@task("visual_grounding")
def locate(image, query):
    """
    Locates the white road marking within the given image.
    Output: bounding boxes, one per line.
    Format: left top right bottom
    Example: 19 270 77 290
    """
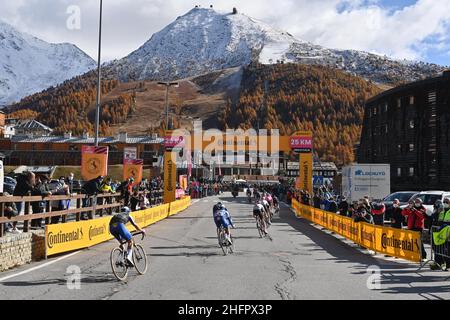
0 250 82 283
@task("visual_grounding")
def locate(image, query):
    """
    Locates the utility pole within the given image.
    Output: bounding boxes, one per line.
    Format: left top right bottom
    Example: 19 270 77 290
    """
94 0 103 147
157 82 179 130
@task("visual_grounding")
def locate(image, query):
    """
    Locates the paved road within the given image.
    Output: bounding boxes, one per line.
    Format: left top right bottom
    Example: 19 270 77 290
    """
1 193 450 300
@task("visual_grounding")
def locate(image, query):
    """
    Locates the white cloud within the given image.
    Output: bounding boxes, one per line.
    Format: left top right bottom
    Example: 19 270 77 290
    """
0 0 449 64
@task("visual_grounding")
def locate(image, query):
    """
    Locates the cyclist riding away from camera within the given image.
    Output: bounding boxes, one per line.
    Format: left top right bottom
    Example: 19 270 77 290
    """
109 207 146 267
262 197 272 225
253 200 268 234
272 195 279 212
213 202 235 244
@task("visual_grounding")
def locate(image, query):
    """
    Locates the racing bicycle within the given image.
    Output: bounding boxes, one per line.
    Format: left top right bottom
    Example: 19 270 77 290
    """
110 231 148 281
217 226 235 256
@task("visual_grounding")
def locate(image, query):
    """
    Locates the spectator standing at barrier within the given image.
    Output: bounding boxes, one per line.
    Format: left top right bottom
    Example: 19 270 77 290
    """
348 201 358 218
31 176 52 228
50 183 70 224
402 198 427 261
371 202 386 226
66 172 76 195
328 197 338 213
353 202 374 224
338 197 349 216
390 199 405 229
430 199 449 270
81 176 104 220
117 177 134 206
3 193 19 233
313 193 321 209
13 171 36 217
130 190 140 212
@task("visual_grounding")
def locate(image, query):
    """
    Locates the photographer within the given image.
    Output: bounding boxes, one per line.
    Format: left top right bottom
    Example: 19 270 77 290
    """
390 199 405 229
402 198 427 261
353 201 374 224
371 201 386 226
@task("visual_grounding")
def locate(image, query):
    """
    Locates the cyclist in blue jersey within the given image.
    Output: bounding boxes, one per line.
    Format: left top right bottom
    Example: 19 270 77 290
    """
213 202 235 244
109 207 146 267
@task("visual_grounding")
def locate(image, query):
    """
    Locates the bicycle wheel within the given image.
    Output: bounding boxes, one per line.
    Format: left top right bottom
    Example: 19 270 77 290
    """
257 218 264 238
133 244 148 275
228 235 235 254
110 247 128 281
218 229 228 256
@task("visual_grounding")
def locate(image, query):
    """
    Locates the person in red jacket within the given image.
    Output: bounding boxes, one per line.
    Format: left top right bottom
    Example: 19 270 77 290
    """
371 202 386 226
402 198 427 260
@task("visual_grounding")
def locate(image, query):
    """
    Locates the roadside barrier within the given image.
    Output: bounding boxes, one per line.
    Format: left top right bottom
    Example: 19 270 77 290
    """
421 225 450 271
45 197 191 257
292 199 422 263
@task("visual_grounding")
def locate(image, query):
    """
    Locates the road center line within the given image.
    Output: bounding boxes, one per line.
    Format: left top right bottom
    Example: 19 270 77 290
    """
0 250 82 283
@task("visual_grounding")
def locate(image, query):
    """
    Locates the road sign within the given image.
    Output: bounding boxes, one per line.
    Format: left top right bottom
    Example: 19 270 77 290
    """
313 176 324 186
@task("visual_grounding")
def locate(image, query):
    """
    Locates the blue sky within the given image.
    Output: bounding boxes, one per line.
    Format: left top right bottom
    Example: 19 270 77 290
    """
1 0 449 66
379 0 449 65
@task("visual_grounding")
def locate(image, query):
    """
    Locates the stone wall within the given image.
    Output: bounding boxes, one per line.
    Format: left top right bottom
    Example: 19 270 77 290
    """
0 230 46 272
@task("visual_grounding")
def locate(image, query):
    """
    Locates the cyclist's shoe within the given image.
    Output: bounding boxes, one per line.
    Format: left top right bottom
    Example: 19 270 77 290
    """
126 257 135 267
267 220 272 225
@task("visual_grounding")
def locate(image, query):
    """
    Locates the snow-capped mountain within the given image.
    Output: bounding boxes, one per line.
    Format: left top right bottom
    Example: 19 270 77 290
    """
0 20 96 106
113 7 445 84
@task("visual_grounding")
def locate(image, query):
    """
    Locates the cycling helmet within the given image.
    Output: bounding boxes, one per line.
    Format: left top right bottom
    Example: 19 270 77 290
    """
121 206 131 215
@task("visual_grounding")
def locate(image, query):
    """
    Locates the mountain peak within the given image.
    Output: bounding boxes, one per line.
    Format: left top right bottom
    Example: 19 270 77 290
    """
111 8 445 84
0 21 96 106
114 7 299 81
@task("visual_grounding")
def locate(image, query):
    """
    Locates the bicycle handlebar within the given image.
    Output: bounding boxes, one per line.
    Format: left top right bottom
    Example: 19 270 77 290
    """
131 231 146 241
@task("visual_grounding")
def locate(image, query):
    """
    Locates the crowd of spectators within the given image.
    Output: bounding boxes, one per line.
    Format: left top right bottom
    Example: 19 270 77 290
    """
2 172 166 234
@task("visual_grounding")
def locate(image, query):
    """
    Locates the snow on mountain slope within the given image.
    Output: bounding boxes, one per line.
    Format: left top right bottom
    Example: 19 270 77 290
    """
113 7 445 85
113 7 299 81
0 20 96 106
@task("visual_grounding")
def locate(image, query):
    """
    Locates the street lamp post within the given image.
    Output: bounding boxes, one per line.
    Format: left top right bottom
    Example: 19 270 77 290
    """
157 82 179 130
94 0 103 147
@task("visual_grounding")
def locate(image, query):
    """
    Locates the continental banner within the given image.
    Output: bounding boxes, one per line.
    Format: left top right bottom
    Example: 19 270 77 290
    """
81 146 109 181
169 197 191 216
46 198 190 257
299 152 313 196
46 216 113 256
164 151 177 204
291 202 422 263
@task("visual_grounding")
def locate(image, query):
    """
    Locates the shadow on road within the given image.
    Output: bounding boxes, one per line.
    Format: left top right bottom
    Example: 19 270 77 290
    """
1 274 116 287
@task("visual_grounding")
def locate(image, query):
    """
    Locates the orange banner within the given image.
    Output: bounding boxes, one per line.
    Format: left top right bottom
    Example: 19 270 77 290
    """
123 159 143 184
81 146 108 181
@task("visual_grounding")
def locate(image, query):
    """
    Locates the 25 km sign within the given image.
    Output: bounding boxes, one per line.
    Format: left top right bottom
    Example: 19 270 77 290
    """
290 135 313 153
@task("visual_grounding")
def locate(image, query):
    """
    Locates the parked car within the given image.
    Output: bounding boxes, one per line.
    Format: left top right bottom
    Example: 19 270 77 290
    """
3 176 17 195
48 180 64 192
403 191 450 217
69 180 83 193
4 176 17 185
383 191 419 219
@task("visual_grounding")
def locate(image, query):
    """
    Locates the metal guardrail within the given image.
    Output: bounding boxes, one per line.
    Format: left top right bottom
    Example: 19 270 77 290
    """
0 190 164 237
419 225 450 271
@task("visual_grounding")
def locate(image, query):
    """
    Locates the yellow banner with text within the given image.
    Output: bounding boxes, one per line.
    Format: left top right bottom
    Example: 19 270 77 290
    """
291 201 422 262
46 197 191 256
